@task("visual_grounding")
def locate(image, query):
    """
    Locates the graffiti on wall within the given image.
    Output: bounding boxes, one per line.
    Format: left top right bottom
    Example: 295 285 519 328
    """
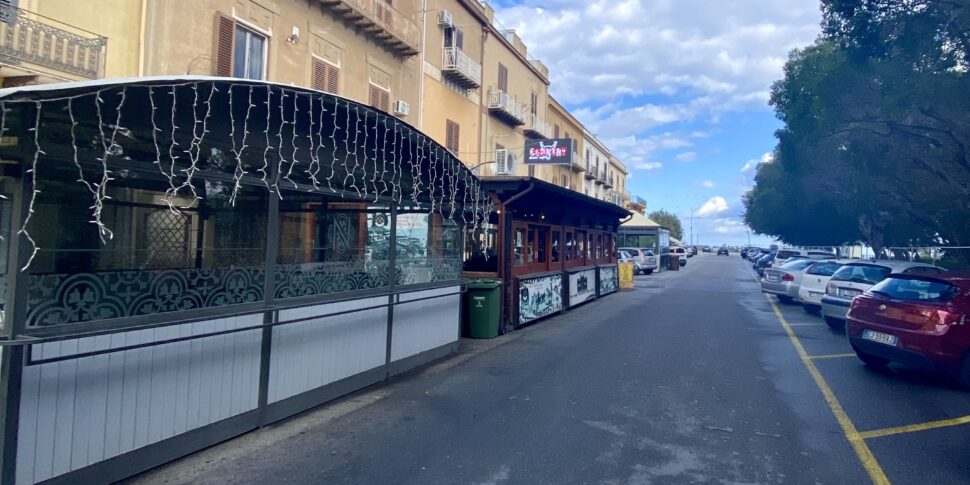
598 265 618 296
518 273 563 325
568 268 597 307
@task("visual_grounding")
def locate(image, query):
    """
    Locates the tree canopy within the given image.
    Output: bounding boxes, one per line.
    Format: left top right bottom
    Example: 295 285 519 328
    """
649 209 683 240
744 0 970 253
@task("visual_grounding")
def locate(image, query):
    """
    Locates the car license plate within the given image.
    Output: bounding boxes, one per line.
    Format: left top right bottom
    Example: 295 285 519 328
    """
766 275 779 282
838 288 862 298
862 329 898 347
808 291 823 298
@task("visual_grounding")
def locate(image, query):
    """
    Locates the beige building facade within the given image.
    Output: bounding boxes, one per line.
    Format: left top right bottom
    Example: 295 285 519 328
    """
0 0 633 208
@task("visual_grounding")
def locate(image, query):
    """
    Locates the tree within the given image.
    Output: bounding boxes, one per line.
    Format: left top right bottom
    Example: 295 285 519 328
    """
744 1 970 253
649 209 683 240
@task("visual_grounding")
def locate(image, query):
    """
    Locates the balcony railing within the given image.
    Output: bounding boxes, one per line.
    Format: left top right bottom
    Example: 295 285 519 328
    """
585 163 597 179
0 5 106 79
522 112 551 139
320 0 420 56
602 171 613 188
487 88 526 126
441 46 481 88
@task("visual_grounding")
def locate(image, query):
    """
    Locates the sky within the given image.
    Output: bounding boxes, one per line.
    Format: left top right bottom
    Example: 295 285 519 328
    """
490 0 823 247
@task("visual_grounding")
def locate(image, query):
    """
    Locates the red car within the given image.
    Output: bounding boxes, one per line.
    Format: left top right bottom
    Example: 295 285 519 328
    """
846 273 970 386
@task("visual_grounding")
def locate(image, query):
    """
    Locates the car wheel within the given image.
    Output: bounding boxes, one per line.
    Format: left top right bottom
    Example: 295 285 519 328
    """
824 316 844 330
645 269 653 275
852 346 890 368
777 295 794 304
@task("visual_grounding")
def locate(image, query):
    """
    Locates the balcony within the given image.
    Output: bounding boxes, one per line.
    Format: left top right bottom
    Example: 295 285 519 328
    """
320 0 420 56
487 88 525 126
0 5 107 80
522 112 551 139
584 164 597 180
441 46 481 88
602 171 613 188
608 191 624 206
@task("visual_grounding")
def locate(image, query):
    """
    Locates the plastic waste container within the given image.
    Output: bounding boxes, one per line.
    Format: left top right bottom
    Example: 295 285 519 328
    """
465 280 502 339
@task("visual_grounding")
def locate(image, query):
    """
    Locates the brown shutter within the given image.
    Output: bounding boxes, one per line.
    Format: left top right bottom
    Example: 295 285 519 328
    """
380 89 390 112
370 85 390 112
312 59 340 94
214 15 236 77
369 84 379 107
498 63 508 92
554 124 560 138
447 120 460 153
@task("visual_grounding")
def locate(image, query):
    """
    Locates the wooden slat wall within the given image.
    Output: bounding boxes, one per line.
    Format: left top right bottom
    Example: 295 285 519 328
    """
16 315 263 484
268 297 388 404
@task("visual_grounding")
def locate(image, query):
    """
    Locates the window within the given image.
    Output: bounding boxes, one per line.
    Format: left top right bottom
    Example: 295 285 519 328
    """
215 15 267 80
312 57 339 94
831 264 892 285
536 227 547 264
807 261 843 276
369 83 391 112
530 91 538 116
564 231 574 261
445 119 460 154
575 230 587 263
552 230 561 263
444 27 464 49
514 227 527 265
554 124 560 138
498 63 508 92
561 175 567 187
869 277 958 302
528 165 535 177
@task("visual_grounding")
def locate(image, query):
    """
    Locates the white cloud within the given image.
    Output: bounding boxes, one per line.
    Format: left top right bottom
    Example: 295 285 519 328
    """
634 161 663 170
697 180 716 188
713 218 747 234
676 152 698 163
741 152 775 173
494 0 821 110
696 196 730 217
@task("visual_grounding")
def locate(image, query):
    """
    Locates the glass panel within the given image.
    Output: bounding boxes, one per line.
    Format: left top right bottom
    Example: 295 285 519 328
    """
514 228 526 265
26 171 268 328
0 177 12 330
396 212 461 284
869 277 958 302
551 230 560 263
564 231 573 262
526 228 535 264
536 228 547 264
576 230 587 263
275 197 392 298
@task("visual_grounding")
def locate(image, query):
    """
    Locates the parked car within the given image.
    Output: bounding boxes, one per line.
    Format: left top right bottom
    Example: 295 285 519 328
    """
670 246 688 266
773 248 836 267
687 246 697 257
846 273 970 386
703 246 713 253
760 258 818 303
617 250 641 274
753 251 777 276
820 261 946 329
746 248 765 261
619 247 659 274
717 246 729 256
798 259 855 314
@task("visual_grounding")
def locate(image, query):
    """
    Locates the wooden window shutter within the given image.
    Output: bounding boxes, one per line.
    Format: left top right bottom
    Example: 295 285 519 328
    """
312 59 340 94
455 29 464 50
554 124 560 138
214 14 236 77
498 63 508 92
370 84 390 112
446 120 459 153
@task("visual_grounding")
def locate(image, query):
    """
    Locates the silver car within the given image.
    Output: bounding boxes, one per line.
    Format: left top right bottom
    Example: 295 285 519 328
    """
760 258 819 303
619 247 659 274
819 261 946 329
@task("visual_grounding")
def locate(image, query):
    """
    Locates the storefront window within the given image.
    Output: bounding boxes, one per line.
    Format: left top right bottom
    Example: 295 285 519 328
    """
565 231 574 261
536 227 547 264
396 211 461 284
26 167 268 327
551 230 561 263
576 230 587 263
596 234 603 260
527 228 536 264
514 228 527 265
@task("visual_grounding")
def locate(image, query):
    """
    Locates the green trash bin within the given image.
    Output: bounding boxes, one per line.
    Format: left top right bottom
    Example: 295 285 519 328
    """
465 280 502 339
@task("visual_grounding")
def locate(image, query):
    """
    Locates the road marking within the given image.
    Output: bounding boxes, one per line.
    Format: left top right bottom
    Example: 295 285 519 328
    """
787 323 826 327
858 415 970 440
808 353 857 360
766 297 891 485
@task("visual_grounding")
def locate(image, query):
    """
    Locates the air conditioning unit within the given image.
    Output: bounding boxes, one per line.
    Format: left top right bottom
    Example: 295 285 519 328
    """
438 10 453 27
393 100 410 117
495 149 515 175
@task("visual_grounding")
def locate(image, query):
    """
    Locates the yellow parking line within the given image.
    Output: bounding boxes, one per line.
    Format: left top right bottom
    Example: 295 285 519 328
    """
859 415 970 440
766 297 891 485
787 323 826 327
808 353 857 360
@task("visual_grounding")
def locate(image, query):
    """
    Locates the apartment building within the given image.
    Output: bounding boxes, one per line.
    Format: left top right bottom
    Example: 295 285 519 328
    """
608 153 629 206
583 129 609 199
544 96 586 189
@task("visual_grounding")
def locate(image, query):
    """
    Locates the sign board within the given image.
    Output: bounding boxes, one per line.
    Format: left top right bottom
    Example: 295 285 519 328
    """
518 274 563 325
524 138 574 165
568 268 597 307
598 265 618 296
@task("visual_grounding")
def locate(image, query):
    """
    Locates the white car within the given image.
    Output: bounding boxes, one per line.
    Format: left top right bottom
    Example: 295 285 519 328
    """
819 260 946 329
797 259 856 314
773 248 836 268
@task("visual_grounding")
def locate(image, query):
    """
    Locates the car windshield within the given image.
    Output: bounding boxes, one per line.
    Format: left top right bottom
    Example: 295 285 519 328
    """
831 264 892 285
806 261 843 276
868 277 959 303
779 259 814 270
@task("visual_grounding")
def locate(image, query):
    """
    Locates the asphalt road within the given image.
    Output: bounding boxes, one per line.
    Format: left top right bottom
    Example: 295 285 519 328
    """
130 254 970 485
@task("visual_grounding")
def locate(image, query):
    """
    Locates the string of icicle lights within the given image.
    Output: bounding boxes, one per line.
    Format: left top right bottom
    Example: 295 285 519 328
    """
0 80 494 270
